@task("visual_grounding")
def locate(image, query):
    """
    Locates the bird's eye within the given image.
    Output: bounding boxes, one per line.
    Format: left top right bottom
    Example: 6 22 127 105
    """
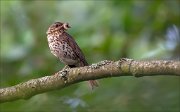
55 24 59 28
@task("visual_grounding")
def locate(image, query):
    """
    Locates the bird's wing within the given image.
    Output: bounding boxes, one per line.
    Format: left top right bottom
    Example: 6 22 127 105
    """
63 32 88 66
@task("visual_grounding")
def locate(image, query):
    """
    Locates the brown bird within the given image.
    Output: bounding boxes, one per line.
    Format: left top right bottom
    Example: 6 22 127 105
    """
46 22 98 89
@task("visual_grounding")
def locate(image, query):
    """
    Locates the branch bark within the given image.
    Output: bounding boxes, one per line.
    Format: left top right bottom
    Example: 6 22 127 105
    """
0 59 180 103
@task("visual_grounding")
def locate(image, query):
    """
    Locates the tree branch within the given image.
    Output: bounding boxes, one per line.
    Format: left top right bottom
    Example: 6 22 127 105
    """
0 59 180 103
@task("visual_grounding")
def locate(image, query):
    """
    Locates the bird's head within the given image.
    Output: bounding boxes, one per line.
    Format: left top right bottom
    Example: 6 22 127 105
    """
46 22 71 34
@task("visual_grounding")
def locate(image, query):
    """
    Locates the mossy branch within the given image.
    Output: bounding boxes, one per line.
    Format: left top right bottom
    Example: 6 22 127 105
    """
0 58 180 103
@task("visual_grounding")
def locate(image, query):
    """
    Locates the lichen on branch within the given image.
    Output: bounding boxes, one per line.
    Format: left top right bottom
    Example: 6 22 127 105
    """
0 58 180 103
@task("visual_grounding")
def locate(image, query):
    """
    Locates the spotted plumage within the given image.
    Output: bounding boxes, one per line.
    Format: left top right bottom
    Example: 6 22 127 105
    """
46 22 98 89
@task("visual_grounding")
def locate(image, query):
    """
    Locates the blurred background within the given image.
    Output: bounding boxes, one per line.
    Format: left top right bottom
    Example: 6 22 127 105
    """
0 0 180 112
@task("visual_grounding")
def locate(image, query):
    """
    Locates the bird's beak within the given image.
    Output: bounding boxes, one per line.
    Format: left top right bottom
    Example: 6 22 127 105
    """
63 23 71 30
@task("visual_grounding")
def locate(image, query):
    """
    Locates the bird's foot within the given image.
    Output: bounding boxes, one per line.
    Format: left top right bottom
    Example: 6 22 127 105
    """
59 69 69 81
62 65 70 70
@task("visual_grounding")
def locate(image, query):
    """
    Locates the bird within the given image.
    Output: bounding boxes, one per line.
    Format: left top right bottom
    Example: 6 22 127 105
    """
46 22 98 89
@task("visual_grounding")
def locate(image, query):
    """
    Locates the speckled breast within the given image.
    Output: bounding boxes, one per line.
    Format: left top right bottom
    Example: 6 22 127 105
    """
47 34 78 65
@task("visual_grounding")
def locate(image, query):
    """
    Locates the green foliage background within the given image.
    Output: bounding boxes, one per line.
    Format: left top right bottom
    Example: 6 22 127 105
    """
0 0 180 112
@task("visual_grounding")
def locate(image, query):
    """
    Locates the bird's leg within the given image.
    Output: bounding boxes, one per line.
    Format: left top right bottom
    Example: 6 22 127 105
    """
62 65 70 70
59 65 75 79
59 65 70 81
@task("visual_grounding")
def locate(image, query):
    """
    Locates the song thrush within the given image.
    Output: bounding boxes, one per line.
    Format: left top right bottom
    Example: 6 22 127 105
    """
46 22 98 89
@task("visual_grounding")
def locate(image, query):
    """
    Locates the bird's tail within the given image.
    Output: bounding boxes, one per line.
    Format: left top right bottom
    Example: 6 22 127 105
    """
88 80 99 90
